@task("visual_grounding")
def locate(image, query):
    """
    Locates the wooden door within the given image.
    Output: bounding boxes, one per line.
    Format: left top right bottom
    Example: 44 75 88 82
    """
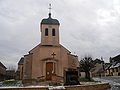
46 62 53 80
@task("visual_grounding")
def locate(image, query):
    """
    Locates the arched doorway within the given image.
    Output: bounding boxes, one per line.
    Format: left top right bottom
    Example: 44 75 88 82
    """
46 62 54 80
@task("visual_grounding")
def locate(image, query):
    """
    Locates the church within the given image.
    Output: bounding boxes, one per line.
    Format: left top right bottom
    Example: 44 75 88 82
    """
17 9 79 85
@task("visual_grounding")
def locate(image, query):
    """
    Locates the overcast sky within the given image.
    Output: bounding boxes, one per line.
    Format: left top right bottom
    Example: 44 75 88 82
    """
0 0 120 69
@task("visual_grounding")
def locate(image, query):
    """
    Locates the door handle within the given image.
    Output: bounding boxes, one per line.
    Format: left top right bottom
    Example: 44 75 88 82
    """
47 72 50 75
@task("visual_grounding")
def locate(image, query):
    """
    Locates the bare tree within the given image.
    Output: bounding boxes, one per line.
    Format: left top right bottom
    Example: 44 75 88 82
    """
79 56 94 80
8 65 16 71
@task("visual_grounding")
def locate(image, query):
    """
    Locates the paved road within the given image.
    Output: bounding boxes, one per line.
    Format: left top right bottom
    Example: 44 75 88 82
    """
94 76 120 90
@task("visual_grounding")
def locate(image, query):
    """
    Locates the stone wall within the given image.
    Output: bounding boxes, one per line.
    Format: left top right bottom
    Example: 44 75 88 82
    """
0 83 110 90
65 83 110 90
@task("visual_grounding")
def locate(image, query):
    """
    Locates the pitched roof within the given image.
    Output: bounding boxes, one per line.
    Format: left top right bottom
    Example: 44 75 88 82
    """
109 62 117 69
18 57 24 65
105 64 111 70
114 63 120 68
111 54 120 62
0 61 7 69
93 59 104 64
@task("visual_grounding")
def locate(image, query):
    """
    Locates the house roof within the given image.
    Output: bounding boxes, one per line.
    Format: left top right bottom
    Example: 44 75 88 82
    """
109 62 117 69
93 59 104 65
0 61 7 69
105 65 111 70
111 54 120 62
114 63 120 68
109 65 114 69
18 57 24 65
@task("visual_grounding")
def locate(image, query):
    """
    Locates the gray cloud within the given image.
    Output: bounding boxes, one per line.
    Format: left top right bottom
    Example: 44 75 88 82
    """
0 0 120 68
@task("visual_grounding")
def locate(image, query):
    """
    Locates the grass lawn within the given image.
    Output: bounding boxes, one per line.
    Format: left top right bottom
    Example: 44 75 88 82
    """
79 78 95 82
1 80 23 87
2 80 18 86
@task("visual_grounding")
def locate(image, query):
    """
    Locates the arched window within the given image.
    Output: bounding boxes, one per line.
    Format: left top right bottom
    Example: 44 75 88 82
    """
52 29 55 36
45 28 48 36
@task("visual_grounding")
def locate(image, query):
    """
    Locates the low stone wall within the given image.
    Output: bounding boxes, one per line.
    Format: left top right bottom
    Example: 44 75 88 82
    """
0 87 48 90
0 83 110 90
65 83 110 90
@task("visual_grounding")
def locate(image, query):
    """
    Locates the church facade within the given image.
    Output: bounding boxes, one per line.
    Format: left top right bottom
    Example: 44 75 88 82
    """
17 12 79 85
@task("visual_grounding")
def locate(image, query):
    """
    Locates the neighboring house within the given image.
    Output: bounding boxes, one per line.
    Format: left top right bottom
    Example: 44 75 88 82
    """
6 70 15 80
90 58 104 77
79 68 92 78
110 54 120 63
79 68 86 78
105 62 120 76
105 63 111 76
91 63 104 77
90 59 110 77
105 54 120 76
79 58 104 78
112 63 120 76
16 57 24 80
0 61 7 81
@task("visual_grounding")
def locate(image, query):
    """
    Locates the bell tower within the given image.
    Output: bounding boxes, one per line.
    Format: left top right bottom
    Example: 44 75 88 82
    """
40 4 60 46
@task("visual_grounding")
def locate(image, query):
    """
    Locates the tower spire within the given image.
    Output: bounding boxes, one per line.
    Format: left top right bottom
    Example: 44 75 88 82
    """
49 4 52 14
48 4 52 18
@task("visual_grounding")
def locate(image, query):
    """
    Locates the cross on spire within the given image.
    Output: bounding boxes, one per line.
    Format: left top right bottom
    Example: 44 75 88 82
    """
51 52 56 59
49 4 52 14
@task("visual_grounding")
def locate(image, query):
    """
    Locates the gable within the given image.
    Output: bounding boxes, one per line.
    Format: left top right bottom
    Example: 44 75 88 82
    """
60 44 71 53
18 57 24 65
0 61 6 69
